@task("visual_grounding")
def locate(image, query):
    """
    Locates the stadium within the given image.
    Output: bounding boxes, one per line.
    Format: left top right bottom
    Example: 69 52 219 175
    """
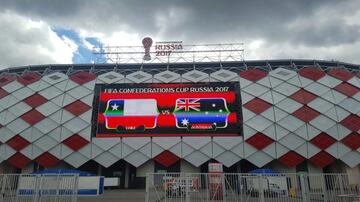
0 42 359 190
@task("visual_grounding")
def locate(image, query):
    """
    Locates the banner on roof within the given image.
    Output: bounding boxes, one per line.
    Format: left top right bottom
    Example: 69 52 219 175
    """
93 82 242 137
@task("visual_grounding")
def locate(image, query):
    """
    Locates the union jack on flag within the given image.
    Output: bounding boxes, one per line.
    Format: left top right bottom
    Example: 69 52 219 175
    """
174 98 230 130
176 98 201 111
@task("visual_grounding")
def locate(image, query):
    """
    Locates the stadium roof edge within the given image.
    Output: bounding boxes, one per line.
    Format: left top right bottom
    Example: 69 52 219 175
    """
0 59 358 75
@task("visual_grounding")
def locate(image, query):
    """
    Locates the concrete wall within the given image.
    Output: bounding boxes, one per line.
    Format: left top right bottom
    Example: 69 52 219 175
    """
308 162 323 173
345 165 360 185
136 160 154 177
181 160 201 173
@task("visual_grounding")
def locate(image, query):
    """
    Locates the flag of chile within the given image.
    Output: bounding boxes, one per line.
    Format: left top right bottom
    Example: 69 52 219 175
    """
104 99 158 131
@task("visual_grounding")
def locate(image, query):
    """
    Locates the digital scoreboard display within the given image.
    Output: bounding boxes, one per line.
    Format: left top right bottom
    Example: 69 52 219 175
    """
93 83 241 137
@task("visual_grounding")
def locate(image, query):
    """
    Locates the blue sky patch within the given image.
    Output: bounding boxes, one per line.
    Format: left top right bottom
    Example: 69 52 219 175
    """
53 27 103 64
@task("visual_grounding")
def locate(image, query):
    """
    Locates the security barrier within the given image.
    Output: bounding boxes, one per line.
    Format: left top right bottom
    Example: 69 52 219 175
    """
145 173 360 202
0 174 78 202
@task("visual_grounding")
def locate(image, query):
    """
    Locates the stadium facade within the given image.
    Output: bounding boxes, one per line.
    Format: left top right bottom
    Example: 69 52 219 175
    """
0 59 359 188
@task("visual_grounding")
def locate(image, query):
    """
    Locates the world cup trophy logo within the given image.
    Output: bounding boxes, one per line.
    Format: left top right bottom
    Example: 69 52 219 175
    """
142 37 153 61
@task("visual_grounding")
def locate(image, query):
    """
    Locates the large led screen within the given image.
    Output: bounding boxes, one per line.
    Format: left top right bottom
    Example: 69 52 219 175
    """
93 83 241 137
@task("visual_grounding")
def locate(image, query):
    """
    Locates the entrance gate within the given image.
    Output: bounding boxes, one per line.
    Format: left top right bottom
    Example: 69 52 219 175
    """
0 174 78 202
145 173 360 202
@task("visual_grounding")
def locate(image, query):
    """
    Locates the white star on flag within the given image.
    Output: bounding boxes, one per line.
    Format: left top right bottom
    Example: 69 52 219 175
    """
181 118 189 126
111 104 119 110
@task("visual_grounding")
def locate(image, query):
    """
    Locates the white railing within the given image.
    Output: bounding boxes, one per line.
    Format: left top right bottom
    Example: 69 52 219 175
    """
145 173 360 202
0 174 79 202
93 43 245 64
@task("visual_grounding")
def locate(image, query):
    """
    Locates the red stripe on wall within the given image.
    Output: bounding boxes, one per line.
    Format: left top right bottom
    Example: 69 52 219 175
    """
99 91 236 107
96 133 239 137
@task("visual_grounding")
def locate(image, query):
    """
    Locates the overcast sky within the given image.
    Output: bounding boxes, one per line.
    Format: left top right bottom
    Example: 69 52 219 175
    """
0 0 359 68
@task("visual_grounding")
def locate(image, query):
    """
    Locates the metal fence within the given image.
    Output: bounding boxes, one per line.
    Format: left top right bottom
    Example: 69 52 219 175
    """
145 173 360 202
0 174 79 202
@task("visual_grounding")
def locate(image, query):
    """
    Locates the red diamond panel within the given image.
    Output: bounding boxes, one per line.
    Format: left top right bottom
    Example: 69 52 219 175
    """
0 88 9 99
0 75 16 87
335 82 359 97
278 151 305 167
328 69 353 81
341 133 360 150
239 69 267 82
64 100 91 116
24 93 48 108
244 98 272 114
299 67 325 81
17 72 41 85
7 135 30 151
63 134 89 151
21 109 46 125
36 152 60 168
7 153 31 169
292 106 320 122
310 151 335 168
310 133 336 150
154 150 180 167
69 71 96 85
290 89 318 104
246 133 274 150
341 114 360 131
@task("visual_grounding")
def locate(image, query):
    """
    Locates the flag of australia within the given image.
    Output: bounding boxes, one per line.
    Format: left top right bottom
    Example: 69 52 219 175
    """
174 98 230 130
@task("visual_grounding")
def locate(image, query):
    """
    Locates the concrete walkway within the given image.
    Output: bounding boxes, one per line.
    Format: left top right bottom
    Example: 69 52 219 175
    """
78 189 145 202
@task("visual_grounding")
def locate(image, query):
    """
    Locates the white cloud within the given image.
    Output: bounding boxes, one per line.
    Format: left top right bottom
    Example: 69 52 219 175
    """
154 6 190 39
42 34 78 64
0 1 359 67
246 39 266 60
244 39 360 64
0 10 77 68
79 29 142 47
344 10 360 26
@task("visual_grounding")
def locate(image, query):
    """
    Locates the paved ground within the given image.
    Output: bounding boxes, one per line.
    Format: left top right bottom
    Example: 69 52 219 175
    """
78 189 146 202
76 189 331 202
